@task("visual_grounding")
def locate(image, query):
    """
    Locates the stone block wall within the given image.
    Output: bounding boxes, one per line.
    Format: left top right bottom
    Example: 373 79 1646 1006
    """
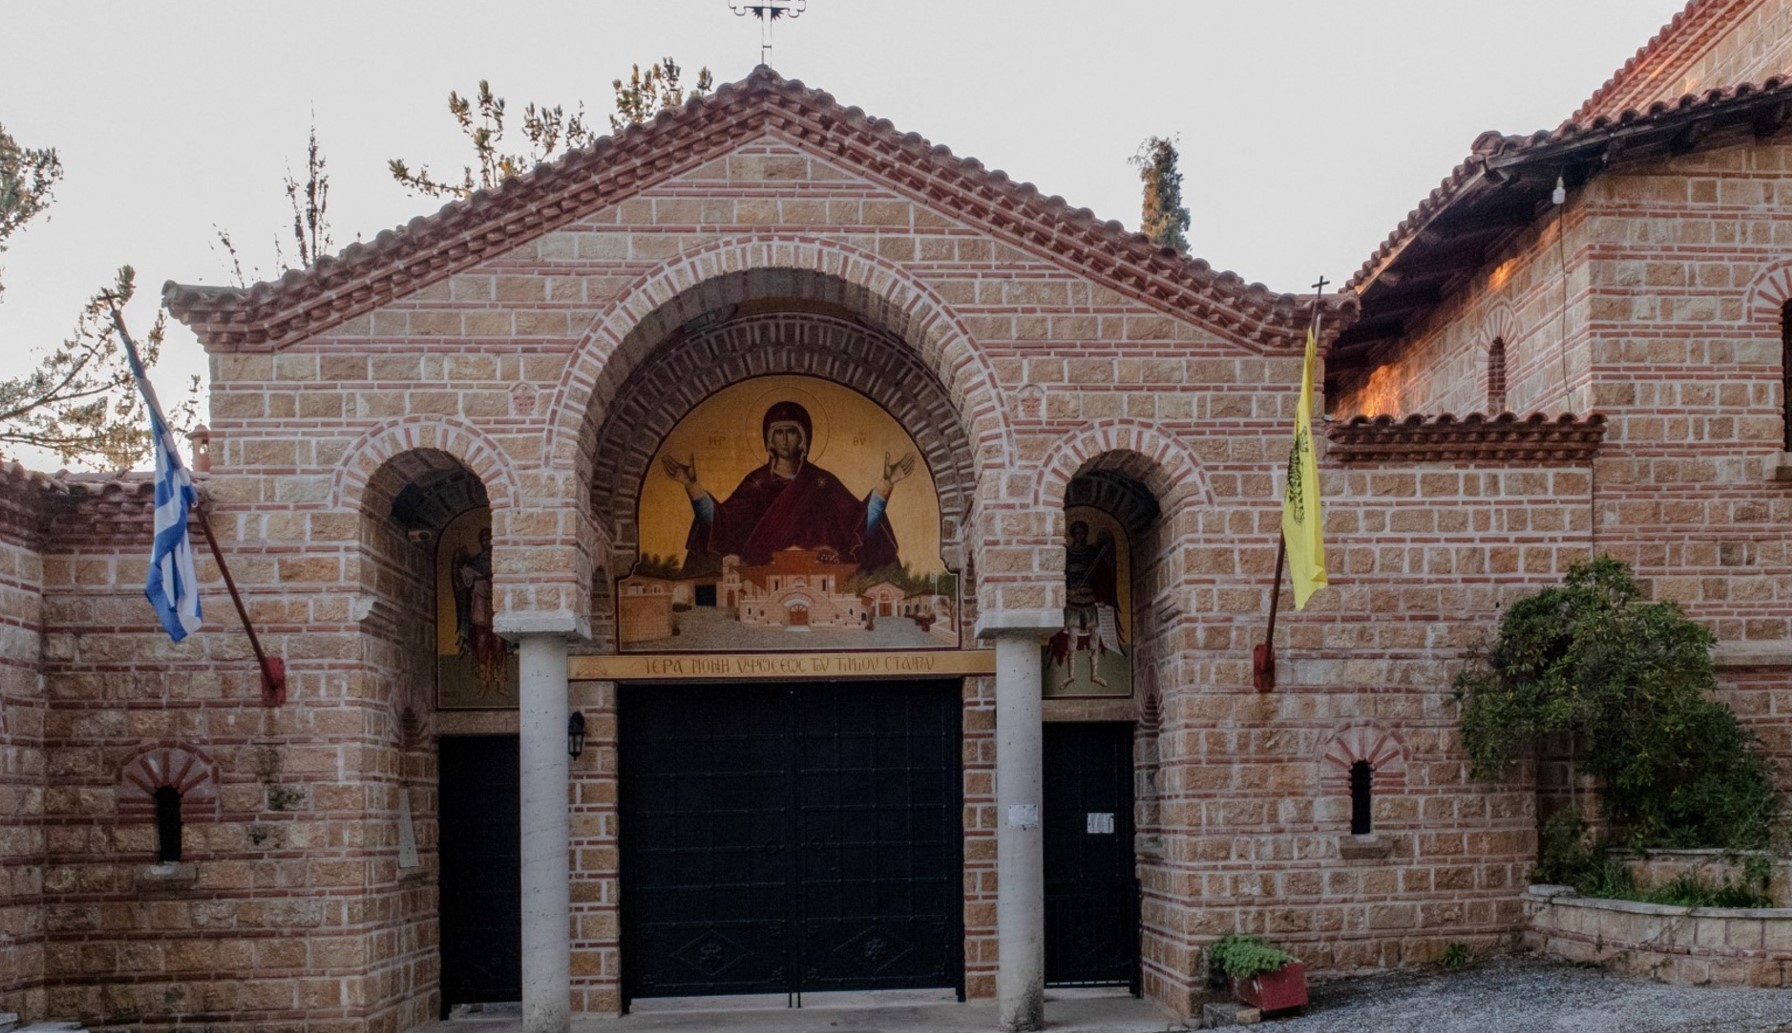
1138 453 1590 1005
20 475 435 1033
1579 141 1792 777
1331 205 1592 422
1337 135 1792 784
1525 884 1792 987
0 470 47 1022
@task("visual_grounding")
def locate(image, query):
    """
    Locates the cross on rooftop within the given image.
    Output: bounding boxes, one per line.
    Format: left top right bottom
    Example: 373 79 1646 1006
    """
730 0 808 66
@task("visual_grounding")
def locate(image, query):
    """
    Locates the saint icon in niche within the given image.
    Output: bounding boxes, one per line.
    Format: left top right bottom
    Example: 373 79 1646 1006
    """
662 400 916 574
452 527 511 695
1045 507 1132 696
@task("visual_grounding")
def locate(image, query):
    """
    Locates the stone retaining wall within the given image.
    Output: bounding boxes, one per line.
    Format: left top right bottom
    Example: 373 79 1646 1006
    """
1620 849 1792 905
1524 884 1792 987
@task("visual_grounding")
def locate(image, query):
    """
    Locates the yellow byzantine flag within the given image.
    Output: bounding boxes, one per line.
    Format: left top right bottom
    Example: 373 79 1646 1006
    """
1281 327 1328 609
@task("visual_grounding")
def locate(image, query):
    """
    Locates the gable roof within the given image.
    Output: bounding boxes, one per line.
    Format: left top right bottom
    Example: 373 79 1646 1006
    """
1334 74 1792 378
166 67 1346 353
1570 0 1773 125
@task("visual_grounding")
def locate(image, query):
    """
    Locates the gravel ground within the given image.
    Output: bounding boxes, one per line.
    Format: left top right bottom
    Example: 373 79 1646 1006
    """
1275 955 1792 1033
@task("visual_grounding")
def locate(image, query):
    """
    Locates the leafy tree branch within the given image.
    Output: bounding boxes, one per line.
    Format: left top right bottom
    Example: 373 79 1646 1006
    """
0 266 196 469
390 59 712 201
1456 556 1782 850
0 121 64 301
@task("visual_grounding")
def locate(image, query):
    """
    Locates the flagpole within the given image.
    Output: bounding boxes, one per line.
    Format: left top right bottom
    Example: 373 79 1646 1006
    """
1252 277 1328 693
107 305 287 707
192 503 287 707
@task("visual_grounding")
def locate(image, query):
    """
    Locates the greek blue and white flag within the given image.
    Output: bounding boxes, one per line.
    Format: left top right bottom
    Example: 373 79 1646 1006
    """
123 335 202 641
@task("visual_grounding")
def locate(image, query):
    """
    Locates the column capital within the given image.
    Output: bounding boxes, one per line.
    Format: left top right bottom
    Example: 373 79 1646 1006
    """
975 609 1061 641
494 610 591 642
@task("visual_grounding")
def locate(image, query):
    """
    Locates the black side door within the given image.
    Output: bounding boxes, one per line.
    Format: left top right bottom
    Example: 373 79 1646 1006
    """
1043 722 1139 992
438 735 522 1015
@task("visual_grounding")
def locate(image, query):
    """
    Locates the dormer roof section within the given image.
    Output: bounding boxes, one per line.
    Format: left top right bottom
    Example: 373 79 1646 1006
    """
166 67 1347 353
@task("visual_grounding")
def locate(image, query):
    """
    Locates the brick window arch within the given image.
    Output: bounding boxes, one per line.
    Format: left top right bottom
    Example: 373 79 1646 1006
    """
1487 338 1508 414
120 746 220 859
1320 721 1407 831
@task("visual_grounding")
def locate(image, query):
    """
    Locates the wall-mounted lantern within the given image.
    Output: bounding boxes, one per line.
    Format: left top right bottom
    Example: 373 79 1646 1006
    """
568 711 587 760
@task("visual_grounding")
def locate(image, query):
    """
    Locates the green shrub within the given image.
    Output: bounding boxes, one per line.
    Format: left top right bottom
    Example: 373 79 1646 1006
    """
1207 935 1295 982
1439 942 1472 971
1456 557 1782 851
1535 808 1596 886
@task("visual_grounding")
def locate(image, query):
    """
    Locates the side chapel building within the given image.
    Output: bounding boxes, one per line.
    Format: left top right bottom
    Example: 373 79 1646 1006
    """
4 2 1792 1029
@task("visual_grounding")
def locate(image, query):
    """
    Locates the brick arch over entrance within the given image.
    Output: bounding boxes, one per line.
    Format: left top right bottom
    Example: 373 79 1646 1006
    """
590 312 980 571
546 235 1013 493
1034 420 1214 517
332 415 519 518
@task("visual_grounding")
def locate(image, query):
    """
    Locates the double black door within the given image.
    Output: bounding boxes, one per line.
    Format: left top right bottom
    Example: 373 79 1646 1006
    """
620 681 963 1003
438 735 523 1015
1044 722 1140 991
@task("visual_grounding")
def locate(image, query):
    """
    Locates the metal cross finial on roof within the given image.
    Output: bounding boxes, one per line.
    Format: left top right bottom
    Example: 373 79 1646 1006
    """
730 0 807 66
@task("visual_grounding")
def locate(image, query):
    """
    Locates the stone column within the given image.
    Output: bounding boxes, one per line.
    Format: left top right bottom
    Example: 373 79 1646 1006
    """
518 632 571 1033
994 632 1046 1032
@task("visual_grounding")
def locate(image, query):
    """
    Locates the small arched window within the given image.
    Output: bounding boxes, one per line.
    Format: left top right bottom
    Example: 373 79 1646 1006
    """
154 785 183 862
1487 338 1508 414
1781 302 1792 451
1349 760 1374 835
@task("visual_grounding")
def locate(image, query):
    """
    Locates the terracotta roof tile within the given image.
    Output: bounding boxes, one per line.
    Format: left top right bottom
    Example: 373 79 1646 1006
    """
1326 411 1606 464
1348 74 1792 293
1570 0 1761 126
166 67 1352 353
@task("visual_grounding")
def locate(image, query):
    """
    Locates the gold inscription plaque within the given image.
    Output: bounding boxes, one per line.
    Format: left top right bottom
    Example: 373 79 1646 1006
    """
569 650 997 681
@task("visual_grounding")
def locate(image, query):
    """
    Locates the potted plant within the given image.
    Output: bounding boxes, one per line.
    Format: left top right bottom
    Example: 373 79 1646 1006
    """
1208 934 1308 1014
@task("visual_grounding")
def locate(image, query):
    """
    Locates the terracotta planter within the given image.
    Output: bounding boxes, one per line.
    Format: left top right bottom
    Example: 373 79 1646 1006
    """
1233 961 1308 1014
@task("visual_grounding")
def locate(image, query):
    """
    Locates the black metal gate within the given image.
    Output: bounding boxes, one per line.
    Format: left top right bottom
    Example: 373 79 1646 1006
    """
620 681 963 1003
438 735 522 1015
1043 722 1140 992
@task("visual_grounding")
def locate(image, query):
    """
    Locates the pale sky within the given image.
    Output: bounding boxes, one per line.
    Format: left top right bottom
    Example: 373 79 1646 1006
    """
1 0 1687 470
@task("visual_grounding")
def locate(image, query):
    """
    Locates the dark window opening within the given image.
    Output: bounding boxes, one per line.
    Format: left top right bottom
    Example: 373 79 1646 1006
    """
1349 760 1373 835
1781 302 1792 451
154 785 183 863
1487 338 1508 414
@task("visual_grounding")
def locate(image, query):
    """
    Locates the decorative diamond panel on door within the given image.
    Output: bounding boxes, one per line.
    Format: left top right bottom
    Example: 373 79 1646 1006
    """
621 681 962 1003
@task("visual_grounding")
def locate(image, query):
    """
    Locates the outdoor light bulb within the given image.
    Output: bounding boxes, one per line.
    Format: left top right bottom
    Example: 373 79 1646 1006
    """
1552 177 1567 205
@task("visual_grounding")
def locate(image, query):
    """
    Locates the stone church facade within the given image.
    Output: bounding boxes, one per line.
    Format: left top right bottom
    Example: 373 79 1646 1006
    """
2 2 1791 1030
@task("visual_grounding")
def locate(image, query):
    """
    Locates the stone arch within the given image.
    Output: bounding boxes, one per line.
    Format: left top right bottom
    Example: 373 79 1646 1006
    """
589 313 981 573
545 234 1014 495
1034 420 1214 517
331 415 520 517
119 744 221 822
1318 720 1409 795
